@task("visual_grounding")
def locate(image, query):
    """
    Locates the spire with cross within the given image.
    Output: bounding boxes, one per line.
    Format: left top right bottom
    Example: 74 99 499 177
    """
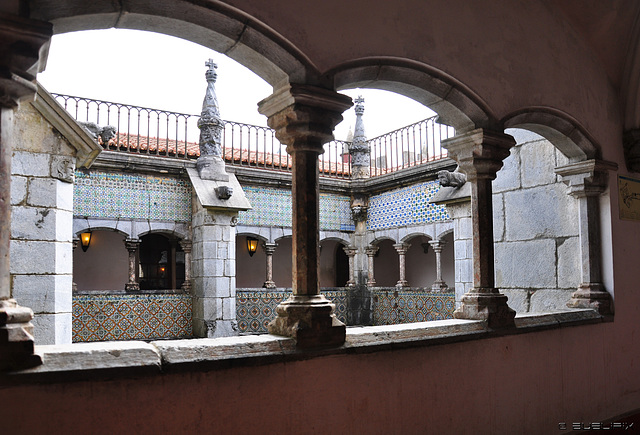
198 58 224 158
349 94 370 178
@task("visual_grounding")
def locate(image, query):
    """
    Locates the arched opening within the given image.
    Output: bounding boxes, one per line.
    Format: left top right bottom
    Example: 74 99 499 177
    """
404 235 433 288
372 239 398 287
138 233 184 290
73 229 128 291
319 239 349 287
236 234 267 288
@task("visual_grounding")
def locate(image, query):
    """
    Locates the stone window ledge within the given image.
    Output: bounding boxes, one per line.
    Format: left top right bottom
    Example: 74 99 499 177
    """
0 309 603 384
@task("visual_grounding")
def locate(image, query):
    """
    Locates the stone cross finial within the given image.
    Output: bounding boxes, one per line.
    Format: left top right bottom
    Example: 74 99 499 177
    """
198 58 224 158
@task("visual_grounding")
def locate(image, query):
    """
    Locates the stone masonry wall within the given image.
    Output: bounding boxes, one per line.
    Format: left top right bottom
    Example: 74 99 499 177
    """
493 130 580 312
10 103 76 344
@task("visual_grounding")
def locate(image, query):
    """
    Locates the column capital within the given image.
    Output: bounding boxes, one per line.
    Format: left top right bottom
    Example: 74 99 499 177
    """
442 128 515 181
258 84 352 153
263 241 278 255
0 13 52 108
365 245 379 256
178 239 192 252
343 245 357 257
428 239 446 252
555 159 618 197
124 238 141 251
393 242 409 254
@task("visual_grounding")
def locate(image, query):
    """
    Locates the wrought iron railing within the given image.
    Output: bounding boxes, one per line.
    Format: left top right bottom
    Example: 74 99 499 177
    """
53 93 452 179
368 117 454 175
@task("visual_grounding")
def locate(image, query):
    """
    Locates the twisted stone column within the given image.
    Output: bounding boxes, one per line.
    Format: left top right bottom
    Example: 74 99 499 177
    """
0 13 52 370
179 239 192 293
263 242 277 289
258 84 351 348
124 239 141 291
394 243 410 288
343 245 357 287
429 239 449 292
365 246 378 287
556 159 617 314
442 129 516 328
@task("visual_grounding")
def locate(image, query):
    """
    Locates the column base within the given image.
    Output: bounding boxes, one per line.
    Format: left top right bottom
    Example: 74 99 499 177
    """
125 282 140 291
0 300 42 371
262 280 276 289
567 283 612 315
181 281 192 293
268 295 346 348
453 289 515 328
431 281 449 293
395 280 409 288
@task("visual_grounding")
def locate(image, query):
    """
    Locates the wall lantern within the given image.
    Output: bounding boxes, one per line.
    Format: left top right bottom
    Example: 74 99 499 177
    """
247 237 258 257
80 232 92 252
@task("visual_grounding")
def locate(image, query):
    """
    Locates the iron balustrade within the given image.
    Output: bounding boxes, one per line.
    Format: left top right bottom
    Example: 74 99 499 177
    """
53 94 452 179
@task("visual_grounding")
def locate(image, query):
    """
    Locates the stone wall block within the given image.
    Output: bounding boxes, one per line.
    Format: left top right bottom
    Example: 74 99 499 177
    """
26 178 58 208
500 289 529 313
493 193 505 242
11 151 50 177
217 243 229 260
504 184 578 240
56 180 74 212
494 240 556 288
455 258 472 284
212 277 231 298
55 241 72 274
12 274 72 313
529 289 573 313
203 258 225 276
55 209 73 243
10 175 27 205
31 313 72 346
520 140 557 188
557 236 580 289
222 297 236 320
224 259 235 277
492 145 521 193
11 206 57 241
10 240 56 274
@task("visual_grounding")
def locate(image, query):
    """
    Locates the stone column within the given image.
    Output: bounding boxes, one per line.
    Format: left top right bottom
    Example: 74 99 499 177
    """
124 239 140 291
179 239 192 293
556 159 617 315
258 84 352 348
429 239 449 292
263 242 277 289
343 245 357 287
0 13 51 370
365 246 378 287
442 129 516 328
393 243 410 288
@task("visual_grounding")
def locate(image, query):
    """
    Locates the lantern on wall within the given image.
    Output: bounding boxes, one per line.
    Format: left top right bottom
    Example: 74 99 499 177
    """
246 237 258 257
80 232 92 252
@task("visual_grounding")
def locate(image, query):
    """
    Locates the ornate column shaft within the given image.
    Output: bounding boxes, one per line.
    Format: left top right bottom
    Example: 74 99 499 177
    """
442 128 516 328
258 84 352 347
179 239 192 293
556 159 617 314
0 13 51 370
394 243 410 288
365 246 378 286
429 239 449 292
124 239 141 291
263 242 277 289
343 245 357 287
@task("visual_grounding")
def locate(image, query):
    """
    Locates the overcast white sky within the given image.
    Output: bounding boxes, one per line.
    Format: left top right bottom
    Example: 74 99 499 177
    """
37 29 435 141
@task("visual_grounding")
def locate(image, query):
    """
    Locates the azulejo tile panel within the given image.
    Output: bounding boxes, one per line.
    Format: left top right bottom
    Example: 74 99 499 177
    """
236 289 348 334
367 180 449 230
371 290 455 325
73 293 192 342
238 186 354 231
74 170 192 222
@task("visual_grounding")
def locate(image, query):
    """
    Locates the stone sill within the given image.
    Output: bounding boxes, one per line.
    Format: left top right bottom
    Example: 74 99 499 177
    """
0 309 603 385
74 289 190 296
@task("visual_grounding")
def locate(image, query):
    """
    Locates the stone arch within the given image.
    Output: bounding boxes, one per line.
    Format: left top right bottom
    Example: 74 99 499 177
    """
136 228 188 241
328 58 498 132
436 227 454 241
502 107 600 161
30 0 324 87
400 231 433 244
319 234 351 245
74 225 129 240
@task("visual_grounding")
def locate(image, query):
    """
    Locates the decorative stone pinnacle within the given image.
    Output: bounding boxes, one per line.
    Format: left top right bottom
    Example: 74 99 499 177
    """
350 95 370 178
198 59 224 158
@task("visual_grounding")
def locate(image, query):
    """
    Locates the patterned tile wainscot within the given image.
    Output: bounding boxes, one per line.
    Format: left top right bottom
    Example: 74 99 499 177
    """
238 186 355 231
73 293 192 342
371 289 455 325
236 289 348 334
74 170 192 222
367 181 449 230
